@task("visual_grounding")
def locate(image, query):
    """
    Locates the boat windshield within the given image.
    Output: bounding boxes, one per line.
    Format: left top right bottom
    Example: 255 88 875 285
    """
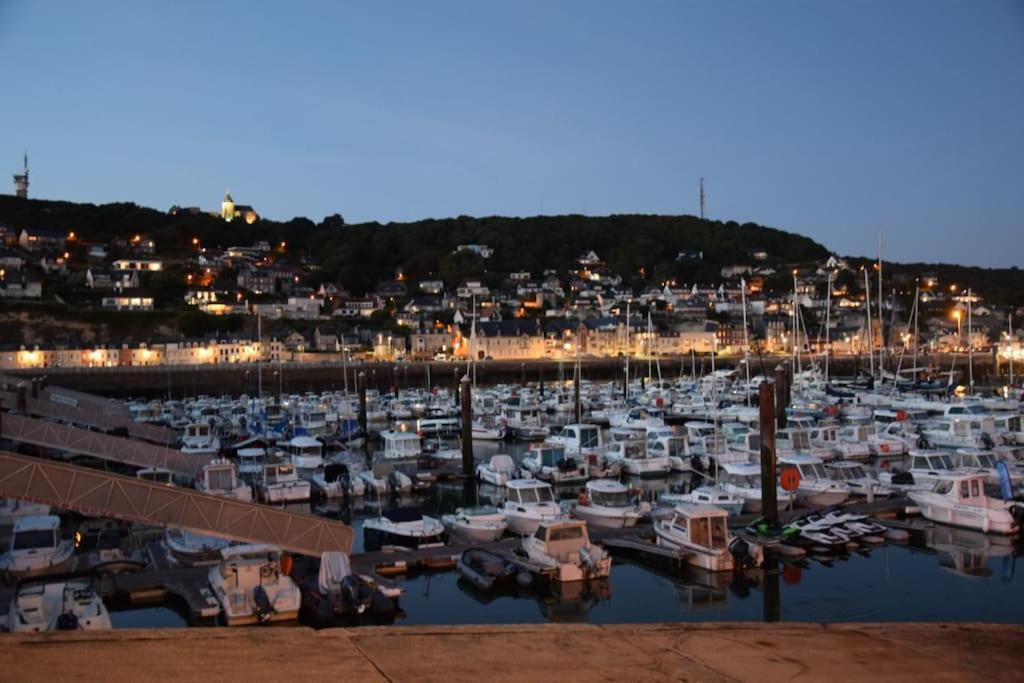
13 529 57 550
830 465 865 480
727 473 760 488
517 486 554 504
539 448 566 468
579 427 600 449
688 516 729 550
971 452 997 468
797 463 829 479
592 490 630 507
929 455 955 470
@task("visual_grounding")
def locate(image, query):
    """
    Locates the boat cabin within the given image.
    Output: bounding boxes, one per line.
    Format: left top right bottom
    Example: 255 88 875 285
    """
668 505 729 551
529 444 568 468
779 455 829 481
932 473 989 507
531 521 593 561
380 430 422 460
506 480 555 505
9 516 61 552
263 463 297 485
585 480 631 508
554 424 601 451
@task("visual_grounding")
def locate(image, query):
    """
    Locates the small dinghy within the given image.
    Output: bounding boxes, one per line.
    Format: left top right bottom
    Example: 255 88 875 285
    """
456 548 523 591
442 506 508 543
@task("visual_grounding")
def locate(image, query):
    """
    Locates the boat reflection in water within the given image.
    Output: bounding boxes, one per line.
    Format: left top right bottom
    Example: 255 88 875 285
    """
455 575 612 623
919 525 1018 581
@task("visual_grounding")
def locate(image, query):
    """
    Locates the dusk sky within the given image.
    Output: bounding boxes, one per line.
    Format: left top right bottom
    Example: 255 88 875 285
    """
1 1 1021 267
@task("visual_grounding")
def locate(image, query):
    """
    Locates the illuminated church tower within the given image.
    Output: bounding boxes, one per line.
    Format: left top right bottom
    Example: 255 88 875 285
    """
221 191 236 222
12 153 28 199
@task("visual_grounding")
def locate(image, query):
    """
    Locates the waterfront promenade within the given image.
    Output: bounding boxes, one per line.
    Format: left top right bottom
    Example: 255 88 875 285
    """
3 622 1022 682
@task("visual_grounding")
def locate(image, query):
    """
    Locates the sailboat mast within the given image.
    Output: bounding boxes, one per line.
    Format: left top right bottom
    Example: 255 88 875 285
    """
967 288 974 393
877 232 884 377
911 286 919 377
257 311 263 398
741 277 751 406
864 268 874 379
824 271 832 384
1010 312 1015 388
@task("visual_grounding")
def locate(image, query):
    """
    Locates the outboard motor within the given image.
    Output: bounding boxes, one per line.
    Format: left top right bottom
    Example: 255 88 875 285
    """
916 434 931 450
982 432 995 449
579 546 597 573
252 585 274 624
56 612 80 630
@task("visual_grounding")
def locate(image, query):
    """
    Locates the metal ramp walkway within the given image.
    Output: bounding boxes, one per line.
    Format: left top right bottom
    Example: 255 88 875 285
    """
0 412 207 476
0 389 177 445
0 373 129 418
0 451 354 556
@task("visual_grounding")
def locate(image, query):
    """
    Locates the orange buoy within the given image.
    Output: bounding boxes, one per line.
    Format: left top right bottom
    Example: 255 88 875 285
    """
578 492 590 506
280 554 293 575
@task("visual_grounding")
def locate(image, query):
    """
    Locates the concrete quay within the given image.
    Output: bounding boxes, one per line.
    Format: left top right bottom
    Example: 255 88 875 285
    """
2 622 1022 682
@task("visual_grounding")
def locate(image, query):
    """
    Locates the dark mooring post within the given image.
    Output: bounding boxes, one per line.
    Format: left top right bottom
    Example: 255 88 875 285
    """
460 374 473 477
539 367 545 399
622 360 628 400
357 371 367 436
758 381 779 526
759 379 781 622
454 368 460 406
774 364 788 431
574 365 582 424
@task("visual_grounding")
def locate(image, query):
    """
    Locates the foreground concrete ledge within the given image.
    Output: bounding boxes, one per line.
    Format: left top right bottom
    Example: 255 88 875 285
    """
3 622 1023 682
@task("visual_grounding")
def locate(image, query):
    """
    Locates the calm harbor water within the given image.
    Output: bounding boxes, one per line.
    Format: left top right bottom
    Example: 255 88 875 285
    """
108 434 1024 628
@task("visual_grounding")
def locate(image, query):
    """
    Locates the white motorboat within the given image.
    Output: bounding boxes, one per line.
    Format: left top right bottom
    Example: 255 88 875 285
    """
520 520 611 582
235 447 267 485
503 404 548 440
4 578 112 633
164 528 233 566
442 506 509 543
379 430 423 464
181 422 220 456
364 508 445 550
196 458 252 502
647 427 691 472
570 480 648 529
608 406 666 430
548 423 603 454
0 516 75 580
602 439 670 477
952 448 1024 488
256 463 311 503
282 436 325 483
653 504 760 572
719 462 787 513
312 461 363 499
0 499 50 528
520 444 588 485
778 455 851 508
476 454 517 487
472 416 508 441
826 460 893 498
208 544 301 625
660 485 744 516
910 473 1023 535
879 450 960 492
502 479 566 535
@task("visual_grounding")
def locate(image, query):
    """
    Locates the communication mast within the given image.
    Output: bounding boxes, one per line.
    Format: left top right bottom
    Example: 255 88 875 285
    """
13 152 29 199
699 177 705 220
